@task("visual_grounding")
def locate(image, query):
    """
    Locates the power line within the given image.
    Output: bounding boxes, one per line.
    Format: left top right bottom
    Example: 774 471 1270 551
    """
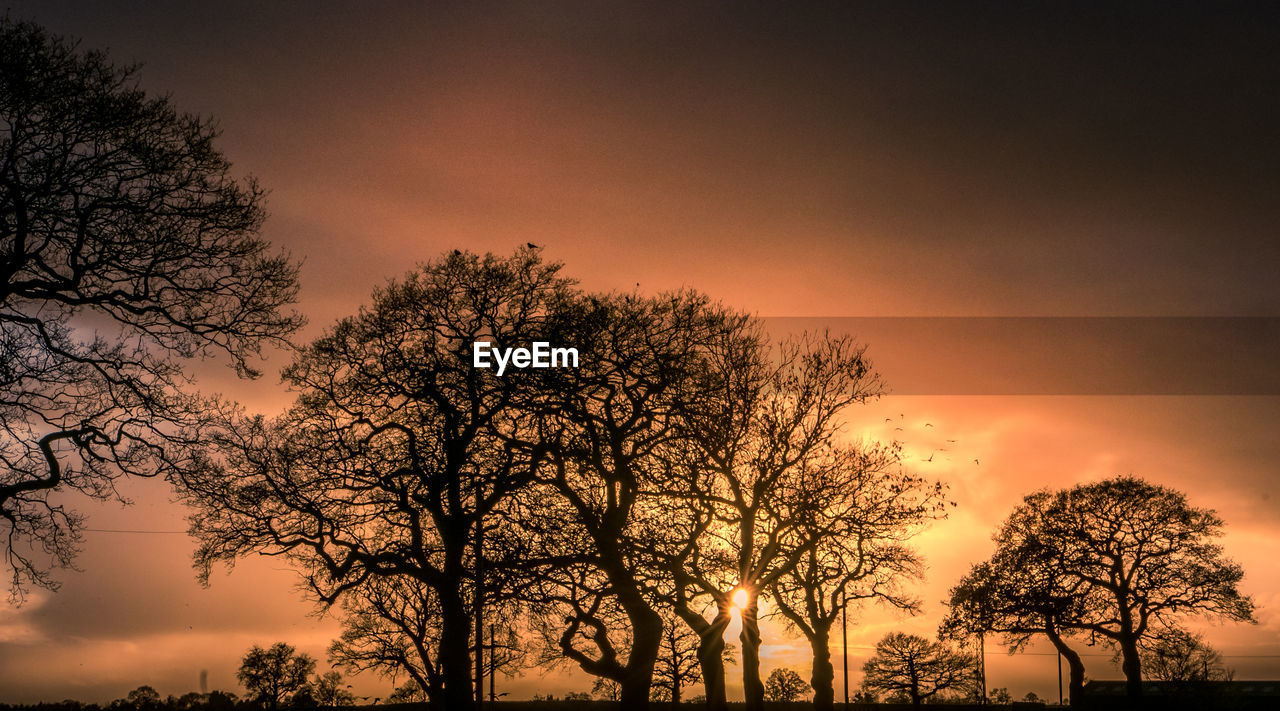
83 527 186 534
841 644 1280 659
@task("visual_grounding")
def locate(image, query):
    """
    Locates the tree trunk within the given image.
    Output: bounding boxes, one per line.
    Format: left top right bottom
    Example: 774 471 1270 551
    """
740 596 764 711
474 507 484 708
1118 633 1144 699
611 557 661 711
1045 629 1086 704
689 603 732 711
808 625 836 711
619 604 662 710
666 625 681 705
438 588 476 710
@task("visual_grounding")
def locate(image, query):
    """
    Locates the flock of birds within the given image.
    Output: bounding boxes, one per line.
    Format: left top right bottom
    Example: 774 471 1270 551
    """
883 413 979 466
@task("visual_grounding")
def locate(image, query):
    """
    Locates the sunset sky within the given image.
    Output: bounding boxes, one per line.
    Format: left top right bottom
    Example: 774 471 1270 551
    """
2 1 1278 704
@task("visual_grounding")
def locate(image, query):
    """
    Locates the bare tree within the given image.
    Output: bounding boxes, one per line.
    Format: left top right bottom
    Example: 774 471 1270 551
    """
650 610 735 704
764 668 810 703
667 332 883 711
770 444 946 711
237 643 315 709
861 632 976 711
1137 627 1233 683
310 671 357 707
328 576 445 702
942 493 1100 704
0 18 301 599
183 249 569 710
1026 477 1254 698
512 291 744 710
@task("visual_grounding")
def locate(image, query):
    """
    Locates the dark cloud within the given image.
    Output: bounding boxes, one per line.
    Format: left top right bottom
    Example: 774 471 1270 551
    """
7 1 1278 316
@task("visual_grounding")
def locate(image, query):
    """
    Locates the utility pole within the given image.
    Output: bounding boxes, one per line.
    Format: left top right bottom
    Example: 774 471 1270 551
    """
978 633 986 704
1058 652 1064 706
842 592 849 710
474 478 484 709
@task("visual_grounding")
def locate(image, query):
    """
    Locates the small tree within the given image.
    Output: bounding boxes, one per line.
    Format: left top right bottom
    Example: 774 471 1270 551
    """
770 444 947 711
649 613 736 703
1139 628 1233 683
327 576 444 702
387 682 427 703
592 677 621 701
764 668 811 702
311 671 356 706
861 633 976 710
238 643 316 709
124 686 161 710
987 687 1012 704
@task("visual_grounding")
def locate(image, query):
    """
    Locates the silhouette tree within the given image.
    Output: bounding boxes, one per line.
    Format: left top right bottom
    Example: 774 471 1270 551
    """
764 668 811 702
387 682 428 704
861 632 976 711
1137 627 1233 683
237 643 316 709
942 493 1100 704
124 686 162 711
591 677 621 701
328 576 445 702
0 19 301 598
649 611 735 704
310 671 356 706
770 444 946 711
987 687 1012 704
184 249 569 710
510 291 747 709
1017 477 1254 698
662 331 883 711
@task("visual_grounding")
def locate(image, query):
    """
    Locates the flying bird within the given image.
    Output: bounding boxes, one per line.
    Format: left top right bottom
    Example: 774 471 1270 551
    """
974 458 980 466
924 423 934 428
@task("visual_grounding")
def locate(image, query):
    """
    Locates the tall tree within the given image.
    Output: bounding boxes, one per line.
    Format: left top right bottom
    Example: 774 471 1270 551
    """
860 632 975 711
237 643 315 709
0 18 301 598
512 291 743 710
184 249 569 710
642 315 763 711
770 444 946 711
669 332 883 711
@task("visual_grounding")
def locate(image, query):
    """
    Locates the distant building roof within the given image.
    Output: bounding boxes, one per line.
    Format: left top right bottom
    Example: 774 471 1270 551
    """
1082 680 1280 697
